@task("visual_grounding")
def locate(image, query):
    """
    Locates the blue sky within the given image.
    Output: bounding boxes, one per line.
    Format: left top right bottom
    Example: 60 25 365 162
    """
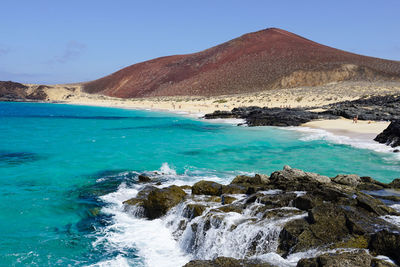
1 0 399 84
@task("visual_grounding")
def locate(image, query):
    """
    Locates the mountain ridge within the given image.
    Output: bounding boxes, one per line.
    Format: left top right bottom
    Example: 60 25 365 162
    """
82 27 400 98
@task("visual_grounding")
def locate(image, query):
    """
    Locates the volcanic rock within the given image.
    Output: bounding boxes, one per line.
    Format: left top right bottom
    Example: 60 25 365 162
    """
374 120 400 148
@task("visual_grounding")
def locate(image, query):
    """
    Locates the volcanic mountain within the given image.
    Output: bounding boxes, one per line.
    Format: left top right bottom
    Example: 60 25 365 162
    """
82 28 400 98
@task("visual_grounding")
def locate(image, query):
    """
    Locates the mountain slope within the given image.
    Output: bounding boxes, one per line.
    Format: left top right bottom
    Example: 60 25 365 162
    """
84 28 400 98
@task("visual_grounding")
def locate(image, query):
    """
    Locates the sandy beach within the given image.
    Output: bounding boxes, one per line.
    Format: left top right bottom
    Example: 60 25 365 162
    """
32 80 400 139
302 119 390 140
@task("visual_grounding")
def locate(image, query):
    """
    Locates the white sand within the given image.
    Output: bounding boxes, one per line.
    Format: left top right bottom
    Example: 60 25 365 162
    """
302 119 390 140
26 80 400 138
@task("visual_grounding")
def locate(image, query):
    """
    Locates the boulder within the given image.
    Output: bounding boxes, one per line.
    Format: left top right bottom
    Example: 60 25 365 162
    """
269 165 330 191
369 230 400 265
192 181 223 196
332 174 361 187
138 174 152 183
231 174 269 185
123 185 186 219
374 120 400 148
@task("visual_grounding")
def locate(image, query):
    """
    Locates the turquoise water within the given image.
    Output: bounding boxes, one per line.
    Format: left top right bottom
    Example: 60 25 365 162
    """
0 102 399 266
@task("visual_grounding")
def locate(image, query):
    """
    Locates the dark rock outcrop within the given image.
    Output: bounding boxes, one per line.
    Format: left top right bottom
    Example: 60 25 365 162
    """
205 107 338 127
374 120 400 148
204 94 400 129
323 94 400 121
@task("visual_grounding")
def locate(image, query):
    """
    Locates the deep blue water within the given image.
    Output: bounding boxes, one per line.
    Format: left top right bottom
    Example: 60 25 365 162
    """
0 102 399 266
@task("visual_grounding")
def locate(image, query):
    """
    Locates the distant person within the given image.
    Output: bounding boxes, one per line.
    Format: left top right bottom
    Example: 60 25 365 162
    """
353 115 358 123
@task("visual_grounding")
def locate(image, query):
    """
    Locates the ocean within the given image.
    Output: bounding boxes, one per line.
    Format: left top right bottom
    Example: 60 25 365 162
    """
0 102 399 266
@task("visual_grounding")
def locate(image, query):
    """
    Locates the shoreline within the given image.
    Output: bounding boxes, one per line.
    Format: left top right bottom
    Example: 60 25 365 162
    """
63 98 390 139
3 98 392 148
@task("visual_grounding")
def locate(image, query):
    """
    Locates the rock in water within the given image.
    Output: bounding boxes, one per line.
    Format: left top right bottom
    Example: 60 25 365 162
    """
374 120 400 148
192 181 223 196
123 185 186 219
138 174 152 183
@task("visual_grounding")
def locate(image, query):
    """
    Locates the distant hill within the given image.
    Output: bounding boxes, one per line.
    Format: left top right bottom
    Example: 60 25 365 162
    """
82 28 400 98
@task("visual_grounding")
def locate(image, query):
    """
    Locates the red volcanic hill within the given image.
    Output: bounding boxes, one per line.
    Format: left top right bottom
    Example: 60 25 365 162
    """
83 28 400 98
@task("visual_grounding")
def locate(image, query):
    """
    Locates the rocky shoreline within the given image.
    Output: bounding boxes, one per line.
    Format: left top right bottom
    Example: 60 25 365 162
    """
122 166 400 266
204 94 400 150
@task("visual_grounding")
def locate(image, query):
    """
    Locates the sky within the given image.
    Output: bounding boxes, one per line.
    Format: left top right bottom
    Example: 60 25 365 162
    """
1 0 399 84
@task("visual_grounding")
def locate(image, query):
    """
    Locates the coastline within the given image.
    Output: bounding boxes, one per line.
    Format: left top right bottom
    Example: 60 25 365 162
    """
63 97 389 141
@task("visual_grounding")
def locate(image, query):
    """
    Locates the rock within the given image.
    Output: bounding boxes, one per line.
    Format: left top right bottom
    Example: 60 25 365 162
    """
123 185 186 219
369 230 400 265
205 107 338 127
297 250 375 267
293 195 318 210
183 204 206 219
231 174 268 185
222 184 248 194
269 165 330 191
138 174 152 183
355 192 398 216
332 174 361 187
192 181 223 196
183 256 273 267
258 192 297 209
255 174 270 184
374 120 400 148
357 176 387 191
389 178 400 189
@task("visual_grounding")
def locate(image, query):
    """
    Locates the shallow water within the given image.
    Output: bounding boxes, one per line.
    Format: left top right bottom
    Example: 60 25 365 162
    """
0 102 399 266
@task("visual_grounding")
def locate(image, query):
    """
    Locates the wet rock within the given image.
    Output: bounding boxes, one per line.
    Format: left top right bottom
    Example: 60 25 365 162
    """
183 256 273 267
192 181 223 196
369 230 400 265
278 218 309 256
183 204 206 219
297 250 378 267
138 174 152 183
258 192 297 209
332 174 361 187
374 120 400 148
123 185 186 219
